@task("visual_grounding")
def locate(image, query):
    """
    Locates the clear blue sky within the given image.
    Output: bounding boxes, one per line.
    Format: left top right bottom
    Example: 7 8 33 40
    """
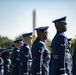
0 0 76 40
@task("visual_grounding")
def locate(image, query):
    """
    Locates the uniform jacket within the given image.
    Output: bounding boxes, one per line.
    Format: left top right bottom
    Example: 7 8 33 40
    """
3 59 11 75
72 47 76 75
30 37 50 75
0 57 4 75
49 52 53 75
50 31 68 75
19 43 32 75
10 47 20 75
65 49 73 75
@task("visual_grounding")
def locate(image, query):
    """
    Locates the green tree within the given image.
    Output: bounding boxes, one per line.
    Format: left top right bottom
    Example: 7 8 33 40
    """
15 35 23 40
32 34 36 43
71 38 76 54
0 36 13 49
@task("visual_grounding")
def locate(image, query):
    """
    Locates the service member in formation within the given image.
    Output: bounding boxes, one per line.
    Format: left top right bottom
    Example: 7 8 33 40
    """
1 49 12 75
0 48 5 75
30 26 50 75
65 38 73 75
10 38 23 75
49 46 53 75
19 32 32 75
72 46 76 75
50 16 68 75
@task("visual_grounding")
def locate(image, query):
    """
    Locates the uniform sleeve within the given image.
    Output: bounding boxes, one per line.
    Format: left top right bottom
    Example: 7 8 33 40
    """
35 42 45 75
14 51 19 66
4 59 11 74
20 46 31 75
11 49 19 66
57 36 67 74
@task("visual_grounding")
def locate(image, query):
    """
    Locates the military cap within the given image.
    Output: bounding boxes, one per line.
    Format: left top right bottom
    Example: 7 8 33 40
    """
11 44 15 47
68 38 72 41
2 49 12 54
35 26 49 32
13 38 23 43
0 48 5 52
67 38 72 45
22 32 32 37
52 16 67 24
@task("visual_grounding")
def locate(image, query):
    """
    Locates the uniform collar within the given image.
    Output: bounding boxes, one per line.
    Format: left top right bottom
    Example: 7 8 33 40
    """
57 31 63 34
14 47 20 50
24 43 28 46
37 37 45 42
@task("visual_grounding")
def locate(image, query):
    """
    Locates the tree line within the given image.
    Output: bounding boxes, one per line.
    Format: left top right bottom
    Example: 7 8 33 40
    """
0 35 76 54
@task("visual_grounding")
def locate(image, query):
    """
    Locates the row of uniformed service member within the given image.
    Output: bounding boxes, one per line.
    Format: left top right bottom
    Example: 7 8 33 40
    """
10 26 51 75
9 16 75 75
0 48 12 75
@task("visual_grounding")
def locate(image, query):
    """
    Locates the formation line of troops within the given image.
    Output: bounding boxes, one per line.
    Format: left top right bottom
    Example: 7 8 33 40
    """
0 16 76 75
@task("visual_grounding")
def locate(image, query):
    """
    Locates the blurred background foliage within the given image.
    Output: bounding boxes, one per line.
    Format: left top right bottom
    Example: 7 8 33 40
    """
0 36 13 49
0 35 76 54
70 38 76 54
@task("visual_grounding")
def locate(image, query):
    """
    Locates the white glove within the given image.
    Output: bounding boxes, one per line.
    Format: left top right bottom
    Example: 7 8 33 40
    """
61 73 68 75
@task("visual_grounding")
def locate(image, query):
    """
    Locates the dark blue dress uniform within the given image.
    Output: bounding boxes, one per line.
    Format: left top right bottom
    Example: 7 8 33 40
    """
49 51 53 75
1 50 11 75
65 38 73 75
50 16 68 75
0 48 5 75
10 38 23 75
72 47 76 75
65 49 73 75
30 26 50 75
19 32 32 75
0 57 4 75
10 47 20 75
